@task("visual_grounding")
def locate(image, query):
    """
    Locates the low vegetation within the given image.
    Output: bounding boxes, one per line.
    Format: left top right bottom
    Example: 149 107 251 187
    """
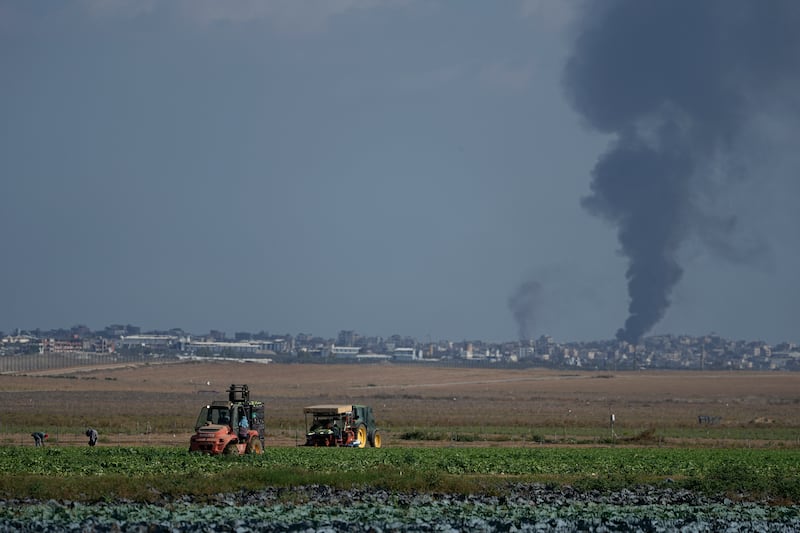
1 445 799 503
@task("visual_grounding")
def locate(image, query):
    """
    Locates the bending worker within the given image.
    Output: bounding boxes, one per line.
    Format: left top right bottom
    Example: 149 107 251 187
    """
86 427 98 447
31 432 48 447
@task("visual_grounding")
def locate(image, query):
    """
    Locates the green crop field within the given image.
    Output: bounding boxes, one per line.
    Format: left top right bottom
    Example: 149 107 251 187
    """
1 445 799 503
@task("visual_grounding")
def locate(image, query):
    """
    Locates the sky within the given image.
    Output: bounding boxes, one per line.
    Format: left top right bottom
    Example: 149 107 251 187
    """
2 0 798 344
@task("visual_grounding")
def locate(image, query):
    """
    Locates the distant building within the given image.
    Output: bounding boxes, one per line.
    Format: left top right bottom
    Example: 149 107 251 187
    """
328 345 360 358
118 335 178 349
40 338 84 353
184 340 274 355
393 347 418 360
337 330 358 346
208 330 226 342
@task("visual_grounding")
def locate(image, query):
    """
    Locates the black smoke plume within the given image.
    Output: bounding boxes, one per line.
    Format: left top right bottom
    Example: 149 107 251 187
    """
563 0 800 343
509 280 542 341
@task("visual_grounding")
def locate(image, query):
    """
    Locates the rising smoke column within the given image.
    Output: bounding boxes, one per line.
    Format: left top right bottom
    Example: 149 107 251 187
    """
563 0 800 343
508 280 542 341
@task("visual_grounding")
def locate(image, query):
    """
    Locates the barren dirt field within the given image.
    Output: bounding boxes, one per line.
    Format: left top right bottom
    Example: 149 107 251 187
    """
2 360 799 448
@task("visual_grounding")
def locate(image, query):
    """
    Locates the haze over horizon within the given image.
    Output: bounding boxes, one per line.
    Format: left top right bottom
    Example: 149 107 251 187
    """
2 1 799 345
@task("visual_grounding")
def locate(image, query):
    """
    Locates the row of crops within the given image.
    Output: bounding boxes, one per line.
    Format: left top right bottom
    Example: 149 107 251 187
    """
2 489 799 532
2 446 800 495
1 446 799 530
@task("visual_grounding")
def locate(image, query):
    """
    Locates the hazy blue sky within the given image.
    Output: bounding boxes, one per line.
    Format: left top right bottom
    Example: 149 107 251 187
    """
2 1 798 344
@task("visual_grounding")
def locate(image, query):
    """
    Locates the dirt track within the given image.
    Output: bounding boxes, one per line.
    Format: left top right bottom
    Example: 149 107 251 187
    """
2 360 799 448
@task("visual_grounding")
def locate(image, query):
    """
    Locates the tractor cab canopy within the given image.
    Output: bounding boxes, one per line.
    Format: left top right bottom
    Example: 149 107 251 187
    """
303 405 352 415
304 405 353 431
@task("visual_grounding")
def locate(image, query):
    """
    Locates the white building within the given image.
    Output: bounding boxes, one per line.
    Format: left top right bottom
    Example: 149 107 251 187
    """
393 347 419 360
185 340 274 355
118 335 178 348
328 345 360 358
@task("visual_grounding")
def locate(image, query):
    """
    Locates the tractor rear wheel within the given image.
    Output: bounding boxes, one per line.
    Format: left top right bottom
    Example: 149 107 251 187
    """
369 430 382 448
246 437 263 455
355 424 367 448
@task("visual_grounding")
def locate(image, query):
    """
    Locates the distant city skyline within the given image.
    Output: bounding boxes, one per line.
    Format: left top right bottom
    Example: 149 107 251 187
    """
3 321 797 347
2 1 799 345
3 321 797 374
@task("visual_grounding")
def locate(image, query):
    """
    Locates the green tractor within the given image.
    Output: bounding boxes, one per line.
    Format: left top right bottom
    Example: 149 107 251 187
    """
303 404 382 448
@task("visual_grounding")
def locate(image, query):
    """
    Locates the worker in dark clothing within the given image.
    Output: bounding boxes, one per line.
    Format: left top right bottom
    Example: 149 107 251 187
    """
31 432 48 447
86 428 98 447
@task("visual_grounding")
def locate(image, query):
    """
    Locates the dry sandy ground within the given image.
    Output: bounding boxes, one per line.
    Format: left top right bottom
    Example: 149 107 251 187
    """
2 360 799 448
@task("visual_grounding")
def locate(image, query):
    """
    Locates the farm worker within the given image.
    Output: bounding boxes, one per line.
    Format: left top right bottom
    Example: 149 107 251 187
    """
238 411 249 441
86 427 98 447
31 432 47 447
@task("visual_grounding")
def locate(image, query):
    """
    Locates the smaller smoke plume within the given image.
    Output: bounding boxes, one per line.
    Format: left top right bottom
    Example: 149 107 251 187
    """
508 280 542 341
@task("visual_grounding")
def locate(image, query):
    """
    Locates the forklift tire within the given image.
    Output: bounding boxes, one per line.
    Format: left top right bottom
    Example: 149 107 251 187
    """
223 442 238 455
247 437 264 455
